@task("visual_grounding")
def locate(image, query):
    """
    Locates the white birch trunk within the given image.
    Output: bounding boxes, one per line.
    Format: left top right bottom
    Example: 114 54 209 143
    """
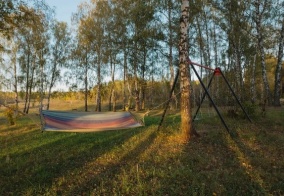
179 0 192 141
96 51 102 112
254 0 272 104
250 54 257 104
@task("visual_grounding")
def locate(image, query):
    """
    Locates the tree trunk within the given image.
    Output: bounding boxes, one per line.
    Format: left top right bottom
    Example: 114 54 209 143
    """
134 41 140 112
212 23 220 102
108 57 113 111
26 60 36 114
179 0 192 141
196 16 205 107
233 41 242 101
196 16 208 68
108 91 112 111
141 48 146 110
135 89 139 111
23 52 30 114
47 62 57 110
123 50 127 110
47 86 52 110
250 54 257 104
254 0 272 105
96 52 102 112
204 13 211 68
12 45 19 115
213 23 218 69
259 41 271 104
84 62 88 112
167 0 177 110
109 55 116 111
274 19 284 106
112 90 116 112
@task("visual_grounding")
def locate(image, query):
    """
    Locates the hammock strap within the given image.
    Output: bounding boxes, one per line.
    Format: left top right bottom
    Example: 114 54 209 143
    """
147 91 181 112
129 111 146 126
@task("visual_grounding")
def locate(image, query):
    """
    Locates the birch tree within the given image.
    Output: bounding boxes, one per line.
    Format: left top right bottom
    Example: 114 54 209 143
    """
17 6 41 113
179 0 192 141
88 0 110 112
274 6 284 106
252 0 273 105
46 21 71 110
11 43 19 111
112 0 131 110
72 2 94 111
160 0 180 110
128 1 153 111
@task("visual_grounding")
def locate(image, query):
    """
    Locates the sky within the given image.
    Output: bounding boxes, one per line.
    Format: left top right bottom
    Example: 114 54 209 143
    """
46 0 85 24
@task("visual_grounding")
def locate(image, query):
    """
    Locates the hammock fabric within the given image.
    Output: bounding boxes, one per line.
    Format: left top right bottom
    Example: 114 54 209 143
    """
41 110 144 132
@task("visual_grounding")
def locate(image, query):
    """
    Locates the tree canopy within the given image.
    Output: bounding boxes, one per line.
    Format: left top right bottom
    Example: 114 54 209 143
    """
0 0 283 115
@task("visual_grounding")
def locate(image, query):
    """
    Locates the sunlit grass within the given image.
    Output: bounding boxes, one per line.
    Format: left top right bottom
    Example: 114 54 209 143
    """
0 105 283 195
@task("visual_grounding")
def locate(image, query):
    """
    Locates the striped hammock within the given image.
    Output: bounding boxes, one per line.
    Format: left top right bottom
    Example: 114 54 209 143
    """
41 110 144 132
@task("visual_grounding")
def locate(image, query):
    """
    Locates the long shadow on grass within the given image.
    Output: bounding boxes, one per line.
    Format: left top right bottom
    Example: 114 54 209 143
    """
218 132 269 195
174 126 274 195
146 112 283 195
154 128 270 195
65 126 158 195
0 127 145 195
222 125 284 195
219 115 283 194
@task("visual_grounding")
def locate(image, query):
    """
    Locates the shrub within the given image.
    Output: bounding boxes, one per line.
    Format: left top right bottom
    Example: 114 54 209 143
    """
242 102 257 118
4 105 16 125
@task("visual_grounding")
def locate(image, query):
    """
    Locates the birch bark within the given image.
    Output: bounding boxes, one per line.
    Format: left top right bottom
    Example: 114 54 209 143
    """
254 0 272 104
179 0 192 141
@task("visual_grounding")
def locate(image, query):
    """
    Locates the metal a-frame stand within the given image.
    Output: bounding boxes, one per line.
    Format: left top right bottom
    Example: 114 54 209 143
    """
157 60 251 137
190 61 252 136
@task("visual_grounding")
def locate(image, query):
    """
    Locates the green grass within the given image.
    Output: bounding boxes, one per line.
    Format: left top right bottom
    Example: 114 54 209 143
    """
0 106 283 195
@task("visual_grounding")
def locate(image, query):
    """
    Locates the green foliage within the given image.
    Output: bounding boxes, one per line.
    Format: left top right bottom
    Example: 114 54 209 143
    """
242 101 257 118
3 105 16 125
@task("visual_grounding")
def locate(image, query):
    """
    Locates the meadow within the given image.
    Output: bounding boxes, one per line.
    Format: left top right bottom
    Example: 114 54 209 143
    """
0 101 283 195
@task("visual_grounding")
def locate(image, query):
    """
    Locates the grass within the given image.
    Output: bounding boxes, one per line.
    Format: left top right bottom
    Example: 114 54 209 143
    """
0 104 283 195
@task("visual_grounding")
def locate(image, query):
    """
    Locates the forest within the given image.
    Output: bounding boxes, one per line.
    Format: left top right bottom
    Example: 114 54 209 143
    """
1 1 284 195
0 0 283 114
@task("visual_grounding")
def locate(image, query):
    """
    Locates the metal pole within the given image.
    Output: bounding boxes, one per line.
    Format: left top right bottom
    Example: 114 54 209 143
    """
193 72 215 121
218 68 252 122
190 64 232 136
157 69 179 131
189 60 215 71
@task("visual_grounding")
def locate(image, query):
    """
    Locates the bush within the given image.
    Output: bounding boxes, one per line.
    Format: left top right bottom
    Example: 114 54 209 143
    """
4 105 16 125
242 102 257 118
